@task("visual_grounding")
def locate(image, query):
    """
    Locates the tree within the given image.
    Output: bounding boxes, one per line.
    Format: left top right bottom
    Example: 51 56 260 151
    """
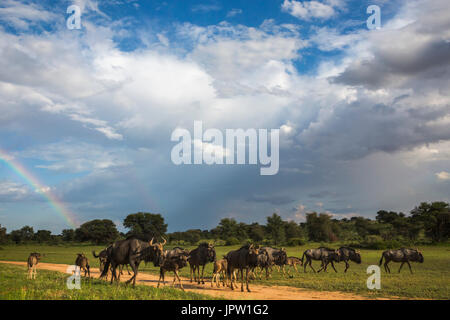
34 230 52 243
75 219 119 244
266 213 286 245
184 229 202 244
306 213 335 242
411 202 450 242
10 226 34 244
0 224 7 244
284 221 304 240
247 223 265 242
213 218 239 240
123 212 167 241
61 229 75 242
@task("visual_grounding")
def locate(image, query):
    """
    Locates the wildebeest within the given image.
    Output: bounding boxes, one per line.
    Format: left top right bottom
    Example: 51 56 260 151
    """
100 237 166 286
248 250 270 280
188 242 216 284
157 249 190 291
93 249 130 280
27 252 42 279
211 258 228 287
75 253 91 277
225 244 259 292
285 256 303 275
379 248 424 273
259 246 288 278
302 247 340 273
337 247 361 272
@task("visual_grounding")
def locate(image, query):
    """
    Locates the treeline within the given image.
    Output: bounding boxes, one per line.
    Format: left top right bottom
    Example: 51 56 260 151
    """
0 202 448 248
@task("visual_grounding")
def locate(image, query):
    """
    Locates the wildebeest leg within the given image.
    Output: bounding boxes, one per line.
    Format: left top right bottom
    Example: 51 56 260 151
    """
344 261 349 273
175 270 184 291
246 268 251 292
157 268 164 288
398 262 405 273
330 261 338 273
229 267 235 290
189 265 193 283
201 264 205 284
240 268 244 292
110 264 116 284
126 260 138 286
384 261 391 273
406 261 413 274
317 261 325 273
309 259 316 273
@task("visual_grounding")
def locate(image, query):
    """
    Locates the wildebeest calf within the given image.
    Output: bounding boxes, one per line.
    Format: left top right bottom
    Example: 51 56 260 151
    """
285 256 303 275
158 250 190 291
211 258 228 287
379 248 424 273
75 253 91 278
27 252 42 279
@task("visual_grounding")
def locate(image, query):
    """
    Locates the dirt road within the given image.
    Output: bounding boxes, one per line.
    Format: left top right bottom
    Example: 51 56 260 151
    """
0 260 377 300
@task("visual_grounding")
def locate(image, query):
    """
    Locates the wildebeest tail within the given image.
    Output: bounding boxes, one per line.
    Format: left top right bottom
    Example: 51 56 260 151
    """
301 251 306 265
379 254 384 266
92 250 99 258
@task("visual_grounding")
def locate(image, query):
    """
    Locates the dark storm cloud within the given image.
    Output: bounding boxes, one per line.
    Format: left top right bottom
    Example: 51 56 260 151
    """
334 0 450 90
246 194 295 205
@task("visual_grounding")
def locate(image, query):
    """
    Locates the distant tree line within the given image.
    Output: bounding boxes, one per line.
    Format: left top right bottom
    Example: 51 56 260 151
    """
0 202 448 248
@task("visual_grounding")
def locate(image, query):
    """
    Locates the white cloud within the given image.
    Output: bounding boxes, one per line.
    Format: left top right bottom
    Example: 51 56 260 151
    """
436 171 450 181
281 0 338 20
0 0 57 29
226 8 243 18
19 141 131 173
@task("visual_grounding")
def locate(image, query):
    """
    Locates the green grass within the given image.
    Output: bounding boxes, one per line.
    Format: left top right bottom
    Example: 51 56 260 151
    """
0 263 217 300
0 243 449 299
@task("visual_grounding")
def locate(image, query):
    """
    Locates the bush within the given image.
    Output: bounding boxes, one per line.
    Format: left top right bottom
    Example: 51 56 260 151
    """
354 235 408 250
212 239 226 246
225 237 240 246
286 237 306 246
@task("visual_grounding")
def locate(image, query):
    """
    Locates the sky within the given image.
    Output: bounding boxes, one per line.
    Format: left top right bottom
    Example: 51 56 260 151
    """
0 0 449 234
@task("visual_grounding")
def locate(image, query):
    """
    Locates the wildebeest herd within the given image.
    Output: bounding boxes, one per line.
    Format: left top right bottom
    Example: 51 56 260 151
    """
26 240 424 292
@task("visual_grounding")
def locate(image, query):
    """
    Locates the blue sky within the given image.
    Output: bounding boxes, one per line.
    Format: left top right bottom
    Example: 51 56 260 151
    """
0 0 449 233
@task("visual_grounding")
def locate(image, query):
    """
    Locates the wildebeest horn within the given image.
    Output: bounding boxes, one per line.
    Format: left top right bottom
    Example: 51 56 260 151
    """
149 237 154 245
161 237 167 245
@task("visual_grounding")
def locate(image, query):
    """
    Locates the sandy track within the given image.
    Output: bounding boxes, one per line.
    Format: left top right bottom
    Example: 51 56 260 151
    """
0 260 376 300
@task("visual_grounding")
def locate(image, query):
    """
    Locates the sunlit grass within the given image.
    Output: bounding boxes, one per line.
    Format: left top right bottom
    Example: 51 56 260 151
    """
0 243 448 299
0 263 217 300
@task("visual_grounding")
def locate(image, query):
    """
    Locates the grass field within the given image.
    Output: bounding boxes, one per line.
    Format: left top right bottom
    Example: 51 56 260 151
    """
0 243 449 299
0 263 216 300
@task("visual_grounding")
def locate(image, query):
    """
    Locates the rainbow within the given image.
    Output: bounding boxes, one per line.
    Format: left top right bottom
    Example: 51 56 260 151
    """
0 148 79 228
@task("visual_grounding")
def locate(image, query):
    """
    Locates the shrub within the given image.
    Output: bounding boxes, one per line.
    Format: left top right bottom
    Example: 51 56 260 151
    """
287 237 306 246
225 237 240 246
